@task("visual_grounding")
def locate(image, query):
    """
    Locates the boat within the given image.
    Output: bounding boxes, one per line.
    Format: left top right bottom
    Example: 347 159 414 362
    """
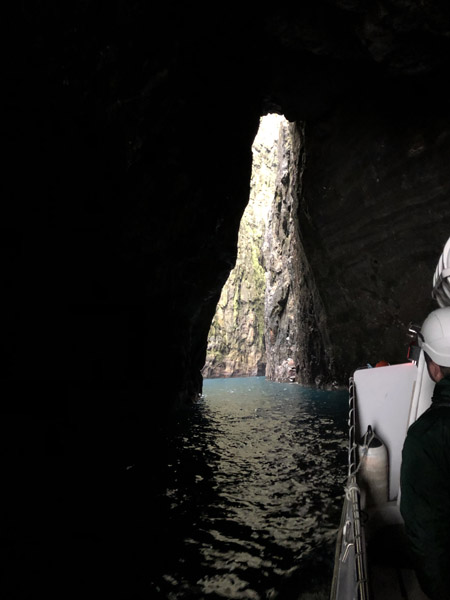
330 236 450 600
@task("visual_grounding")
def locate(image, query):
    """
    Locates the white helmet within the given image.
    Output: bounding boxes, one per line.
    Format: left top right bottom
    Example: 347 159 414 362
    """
419 307 450 367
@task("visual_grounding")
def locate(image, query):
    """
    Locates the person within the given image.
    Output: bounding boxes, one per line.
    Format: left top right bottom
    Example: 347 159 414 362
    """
375 360 390 367
400 306 450 600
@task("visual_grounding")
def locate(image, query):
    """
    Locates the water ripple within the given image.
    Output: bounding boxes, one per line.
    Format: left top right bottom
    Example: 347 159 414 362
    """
155 377 347 599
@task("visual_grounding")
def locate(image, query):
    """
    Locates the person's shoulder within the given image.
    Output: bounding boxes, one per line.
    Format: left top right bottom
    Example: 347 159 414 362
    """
407 406 450 440
407 409 438 437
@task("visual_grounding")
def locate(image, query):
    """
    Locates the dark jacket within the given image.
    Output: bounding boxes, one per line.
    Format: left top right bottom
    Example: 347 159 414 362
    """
400 375 450 600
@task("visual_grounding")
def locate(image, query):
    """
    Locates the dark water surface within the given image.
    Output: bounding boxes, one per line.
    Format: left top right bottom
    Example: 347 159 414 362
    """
153 377 348 600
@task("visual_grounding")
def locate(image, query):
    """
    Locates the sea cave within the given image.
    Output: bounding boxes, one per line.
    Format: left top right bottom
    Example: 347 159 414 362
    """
4 3 450 597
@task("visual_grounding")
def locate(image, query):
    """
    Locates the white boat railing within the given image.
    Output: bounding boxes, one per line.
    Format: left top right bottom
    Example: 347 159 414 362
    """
347 376 370 600
331 377 370 600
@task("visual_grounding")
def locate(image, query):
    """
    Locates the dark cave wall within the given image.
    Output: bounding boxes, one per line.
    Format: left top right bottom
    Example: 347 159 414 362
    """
5 4 261 415
4 8 263 595
4 22 272 596
298 80 450 383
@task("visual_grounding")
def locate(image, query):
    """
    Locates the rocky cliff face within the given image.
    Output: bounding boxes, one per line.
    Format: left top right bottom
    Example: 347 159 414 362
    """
202 115 283 378
203 117 341 388
264 121 336 386
264 121 302 382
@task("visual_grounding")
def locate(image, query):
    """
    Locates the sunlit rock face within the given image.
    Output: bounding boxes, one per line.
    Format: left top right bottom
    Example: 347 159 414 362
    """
202 115 283 378
203 117 340 387
201 196 267 378
264 122 304 383
264 122 337 387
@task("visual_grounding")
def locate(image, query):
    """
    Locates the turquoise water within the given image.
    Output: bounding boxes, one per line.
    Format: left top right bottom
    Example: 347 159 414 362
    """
155 377 348 599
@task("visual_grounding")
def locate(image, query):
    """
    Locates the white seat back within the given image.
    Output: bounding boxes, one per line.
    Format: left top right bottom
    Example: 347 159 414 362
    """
354 363 417 501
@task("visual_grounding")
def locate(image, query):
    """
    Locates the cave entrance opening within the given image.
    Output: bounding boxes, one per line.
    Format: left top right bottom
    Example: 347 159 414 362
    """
202 113 291 379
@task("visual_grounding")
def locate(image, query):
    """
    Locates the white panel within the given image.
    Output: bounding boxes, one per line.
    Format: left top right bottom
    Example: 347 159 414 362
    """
354 363 417 500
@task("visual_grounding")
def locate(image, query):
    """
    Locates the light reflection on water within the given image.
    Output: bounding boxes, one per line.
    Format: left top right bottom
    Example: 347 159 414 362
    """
156 377 348 600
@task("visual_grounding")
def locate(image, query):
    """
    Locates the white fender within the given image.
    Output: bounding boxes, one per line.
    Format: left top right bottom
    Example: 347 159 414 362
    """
358 425 389 509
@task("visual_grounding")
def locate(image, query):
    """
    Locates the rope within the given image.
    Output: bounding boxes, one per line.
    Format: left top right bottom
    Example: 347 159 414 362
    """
345 481 360 500
350 427 375 477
